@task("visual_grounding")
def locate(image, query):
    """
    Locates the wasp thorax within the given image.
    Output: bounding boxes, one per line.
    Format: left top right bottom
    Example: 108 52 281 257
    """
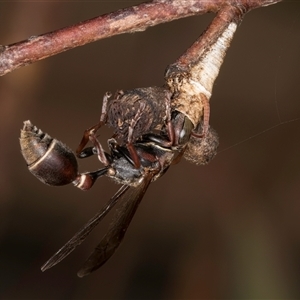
106 87 170 142
184 123 219 166
20 120 78 186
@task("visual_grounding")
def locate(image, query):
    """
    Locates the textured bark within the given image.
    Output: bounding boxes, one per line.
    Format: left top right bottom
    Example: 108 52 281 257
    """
0 0 282 76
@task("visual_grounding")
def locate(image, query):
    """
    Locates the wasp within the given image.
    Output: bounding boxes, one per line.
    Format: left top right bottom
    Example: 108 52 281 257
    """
19 113 194 276
19 84 219 277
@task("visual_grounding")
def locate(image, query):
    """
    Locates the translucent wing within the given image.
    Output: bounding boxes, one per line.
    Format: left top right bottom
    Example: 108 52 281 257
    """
77 174 153 277
41 184 129 272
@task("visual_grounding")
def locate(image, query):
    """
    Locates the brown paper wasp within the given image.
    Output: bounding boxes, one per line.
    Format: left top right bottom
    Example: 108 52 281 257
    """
20 86 218 277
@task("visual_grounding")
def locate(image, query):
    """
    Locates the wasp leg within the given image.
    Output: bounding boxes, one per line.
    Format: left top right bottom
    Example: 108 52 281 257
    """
88 132 110 166
76 92 111 157
126 102 146 169
192 94 210 138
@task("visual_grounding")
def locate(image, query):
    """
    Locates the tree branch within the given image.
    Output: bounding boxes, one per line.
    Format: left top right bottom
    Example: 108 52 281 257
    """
0 0 282 76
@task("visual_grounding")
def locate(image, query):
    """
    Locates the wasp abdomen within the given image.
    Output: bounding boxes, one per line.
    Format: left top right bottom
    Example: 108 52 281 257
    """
20 121 78 186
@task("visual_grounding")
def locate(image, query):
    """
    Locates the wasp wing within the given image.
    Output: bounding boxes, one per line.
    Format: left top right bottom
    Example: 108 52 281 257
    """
77 174 153 277
41 184 130 272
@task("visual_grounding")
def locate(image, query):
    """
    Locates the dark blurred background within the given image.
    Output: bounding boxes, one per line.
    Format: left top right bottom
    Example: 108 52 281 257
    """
0 1 299 299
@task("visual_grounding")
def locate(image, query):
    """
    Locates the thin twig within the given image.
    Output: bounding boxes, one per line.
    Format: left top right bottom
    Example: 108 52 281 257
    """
0 0 282 76
165 4 245 127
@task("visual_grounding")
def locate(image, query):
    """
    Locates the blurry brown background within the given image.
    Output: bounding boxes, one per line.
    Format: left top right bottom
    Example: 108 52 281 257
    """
0 1 300 299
